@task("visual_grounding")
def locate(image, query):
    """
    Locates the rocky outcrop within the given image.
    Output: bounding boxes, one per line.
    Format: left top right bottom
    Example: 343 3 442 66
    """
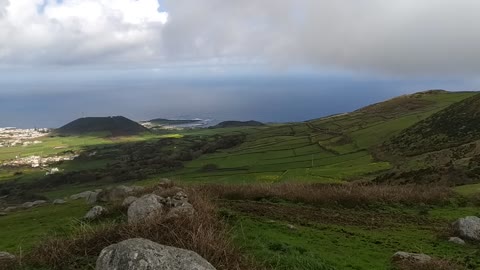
127 188 196 223
392 251 432 265
127 194 164 224
452 216 480 241
84 206 107 220
95 238 216 270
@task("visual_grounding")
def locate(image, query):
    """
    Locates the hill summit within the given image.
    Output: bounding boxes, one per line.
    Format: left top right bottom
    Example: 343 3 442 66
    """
57 116 149 136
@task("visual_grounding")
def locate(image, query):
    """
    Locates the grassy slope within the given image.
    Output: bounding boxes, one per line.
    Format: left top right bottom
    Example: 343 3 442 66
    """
231 206 480 270
386 93 480 156
166 91 476 184
0 201 90 253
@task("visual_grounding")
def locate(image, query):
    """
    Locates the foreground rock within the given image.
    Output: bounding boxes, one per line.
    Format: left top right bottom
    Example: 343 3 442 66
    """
0 251 16 263
84 206 107 220
392 251 431 264
452 216 480 241
122 196 137 207
127 194 164 224
449 237 466 245
96 238 216 270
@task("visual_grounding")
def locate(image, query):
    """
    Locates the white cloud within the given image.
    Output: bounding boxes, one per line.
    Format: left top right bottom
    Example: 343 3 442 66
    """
1 0 480 76
0 0 167 65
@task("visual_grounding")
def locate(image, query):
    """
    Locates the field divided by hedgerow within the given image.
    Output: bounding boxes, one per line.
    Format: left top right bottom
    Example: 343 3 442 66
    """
169 91 476 183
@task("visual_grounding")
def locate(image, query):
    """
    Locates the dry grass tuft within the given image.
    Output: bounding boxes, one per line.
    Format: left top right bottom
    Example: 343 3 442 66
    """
198 182 454 207
24 187 258 270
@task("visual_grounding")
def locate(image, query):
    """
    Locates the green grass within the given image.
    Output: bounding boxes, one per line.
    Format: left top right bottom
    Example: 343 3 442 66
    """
158 91 474 184
232 208 480 270
455 183 480 196
0 201 90 252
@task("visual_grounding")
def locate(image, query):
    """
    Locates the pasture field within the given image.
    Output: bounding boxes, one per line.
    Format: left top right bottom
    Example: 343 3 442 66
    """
166 91 476 183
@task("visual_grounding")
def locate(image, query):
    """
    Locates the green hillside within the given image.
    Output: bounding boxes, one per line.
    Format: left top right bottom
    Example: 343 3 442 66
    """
166 91 476 183
385 93 480 156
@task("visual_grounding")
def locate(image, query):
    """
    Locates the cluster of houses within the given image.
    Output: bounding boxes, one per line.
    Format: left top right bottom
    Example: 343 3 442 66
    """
0 127 75 174
0 127 49 148
2 154 78 169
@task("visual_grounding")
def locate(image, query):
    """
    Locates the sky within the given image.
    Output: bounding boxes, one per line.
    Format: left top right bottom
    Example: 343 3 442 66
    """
1 0 480 127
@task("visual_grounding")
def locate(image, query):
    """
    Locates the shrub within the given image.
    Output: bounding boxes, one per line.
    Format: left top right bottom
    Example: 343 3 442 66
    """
199 183 454 207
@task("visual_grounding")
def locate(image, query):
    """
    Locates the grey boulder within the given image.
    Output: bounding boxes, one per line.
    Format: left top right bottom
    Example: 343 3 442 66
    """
96 238 216 270
452 216 480 241
127 194 164 224
392 251 431 264
84 206 107 220
449 237 466 245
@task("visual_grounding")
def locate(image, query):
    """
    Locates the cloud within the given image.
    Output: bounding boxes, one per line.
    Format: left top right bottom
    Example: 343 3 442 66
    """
1 0 480 76
0 0 167 65
161 0 480 76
